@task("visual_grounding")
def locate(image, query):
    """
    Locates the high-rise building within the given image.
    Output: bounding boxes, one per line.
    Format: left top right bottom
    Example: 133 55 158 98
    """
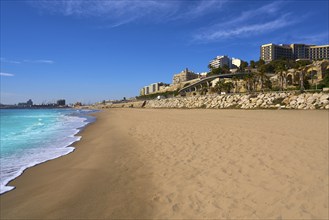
209 55 231 69
260 43 329 62
291 44 309 59
260 43 293 63
308 45 329 60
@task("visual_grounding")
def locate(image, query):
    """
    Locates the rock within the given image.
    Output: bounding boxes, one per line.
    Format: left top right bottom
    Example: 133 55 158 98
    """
256 99 263 106
306 97 316 104
290 100 296 106
297 98 305 104
320 94 329 101
321 100 329 105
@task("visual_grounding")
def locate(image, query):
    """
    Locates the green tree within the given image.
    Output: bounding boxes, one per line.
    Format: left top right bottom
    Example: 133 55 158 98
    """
214 79 225 93
232 76 239 93
258 59 265 67
240 61 248 71
250 60 256 68
207 66 222 76
223 81 234 93
256 70 268 92
317 69 329 89
296 60 311 68
244 73 254 92
274 61 288 91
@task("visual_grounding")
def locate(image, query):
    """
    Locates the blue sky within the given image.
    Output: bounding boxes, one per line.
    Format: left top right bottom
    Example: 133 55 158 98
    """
1 0 328 104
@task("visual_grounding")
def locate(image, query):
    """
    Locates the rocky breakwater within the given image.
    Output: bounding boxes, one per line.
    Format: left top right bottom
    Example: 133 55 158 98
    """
145 92 329 110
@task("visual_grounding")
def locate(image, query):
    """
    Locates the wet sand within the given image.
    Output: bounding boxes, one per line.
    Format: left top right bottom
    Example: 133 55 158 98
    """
1 109 328 219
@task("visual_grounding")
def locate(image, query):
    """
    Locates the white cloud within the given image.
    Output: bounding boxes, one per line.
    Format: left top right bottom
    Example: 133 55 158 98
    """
288 32 329 45
170 0 228 21
223 1 283 26
0 57 21 64
0 72 14 77
193 1 299 43
23 59 55 64
1 58 54 64
29 0 228 26
195 14 297 41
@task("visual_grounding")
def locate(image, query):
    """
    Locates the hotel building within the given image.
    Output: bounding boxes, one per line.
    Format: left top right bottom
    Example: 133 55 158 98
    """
260 43 329 63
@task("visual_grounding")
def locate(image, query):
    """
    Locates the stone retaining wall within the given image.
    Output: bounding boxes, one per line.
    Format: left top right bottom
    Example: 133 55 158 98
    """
145 92 329 110
99 92 329 110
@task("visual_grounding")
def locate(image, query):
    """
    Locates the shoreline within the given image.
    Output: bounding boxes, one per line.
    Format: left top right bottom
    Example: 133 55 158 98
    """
1 109 328 219
0 109 97 195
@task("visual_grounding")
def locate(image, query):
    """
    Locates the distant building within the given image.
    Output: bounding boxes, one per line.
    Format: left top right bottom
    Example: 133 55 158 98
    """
172 68 198 85
57 99 66 106
18 99 33 107
26 99 33 106
291 44 308 59
198 72 208 78
140 82 168 95
260 43 329 63
260 43 292 63
209 55 231 69
308 45 329 60
231 58 242 68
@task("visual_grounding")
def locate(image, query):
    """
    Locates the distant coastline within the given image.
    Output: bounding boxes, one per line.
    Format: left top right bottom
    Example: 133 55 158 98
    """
0 105 71 109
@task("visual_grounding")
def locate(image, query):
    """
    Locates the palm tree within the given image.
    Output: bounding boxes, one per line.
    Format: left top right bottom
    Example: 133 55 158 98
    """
214 80 225 93
244 74 254 93
232 76 239 93
223 81 234 93
256 70 268 92
275 66 285 91
298 66 309 92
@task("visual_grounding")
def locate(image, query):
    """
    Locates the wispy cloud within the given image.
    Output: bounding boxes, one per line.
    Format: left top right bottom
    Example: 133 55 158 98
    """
169 0 228 21
195 14 297 41
23 59 55 64
1 58 54 64
286 32 329 45
193 1 299 43
0 58 21 64
0 72 14 77
222 1 283 27
29 0 228 26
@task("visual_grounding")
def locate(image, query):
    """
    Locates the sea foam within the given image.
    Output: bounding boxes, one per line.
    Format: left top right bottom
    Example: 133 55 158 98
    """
0 109 96 194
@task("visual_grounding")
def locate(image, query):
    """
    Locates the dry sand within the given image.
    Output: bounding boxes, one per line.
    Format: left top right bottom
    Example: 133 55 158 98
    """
1 109 328 219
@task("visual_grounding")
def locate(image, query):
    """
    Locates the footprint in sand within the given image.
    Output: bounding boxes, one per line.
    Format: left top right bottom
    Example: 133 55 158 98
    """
172 204 179 212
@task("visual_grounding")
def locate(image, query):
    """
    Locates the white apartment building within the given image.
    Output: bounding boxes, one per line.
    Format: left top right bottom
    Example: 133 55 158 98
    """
231 58 242 68
209 55 242 69
209 55 231 69
140 82 168 96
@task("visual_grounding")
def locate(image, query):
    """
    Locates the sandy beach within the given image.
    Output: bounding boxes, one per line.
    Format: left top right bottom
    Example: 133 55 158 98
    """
1 109 328 219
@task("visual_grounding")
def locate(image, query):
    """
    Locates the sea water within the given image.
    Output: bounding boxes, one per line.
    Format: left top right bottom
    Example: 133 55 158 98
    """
0 109 96 194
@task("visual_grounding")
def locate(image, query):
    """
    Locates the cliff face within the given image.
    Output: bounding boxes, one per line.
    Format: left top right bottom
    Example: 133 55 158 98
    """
99 92 329 110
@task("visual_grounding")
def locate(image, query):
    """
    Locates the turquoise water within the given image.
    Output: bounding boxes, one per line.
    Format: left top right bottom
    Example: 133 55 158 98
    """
0 109 96 194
